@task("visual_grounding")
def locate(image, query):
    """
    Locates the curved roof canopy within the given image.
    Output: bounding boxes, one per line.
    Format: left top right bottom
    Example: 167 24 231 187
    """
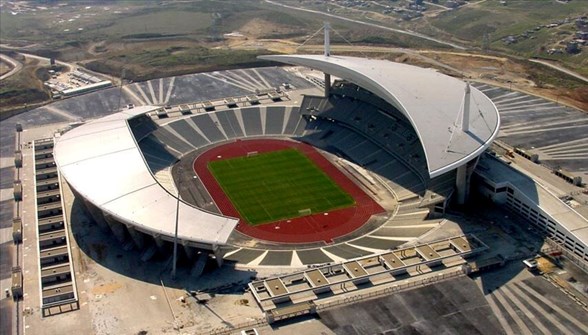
260 55 500 177
54 106 238 246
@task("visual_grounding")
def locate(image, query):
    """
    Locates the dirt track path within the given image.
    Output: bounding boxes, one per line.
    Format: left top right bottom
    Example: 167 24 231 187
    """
263 0 466 50
0 53 22 80
529 59 588 83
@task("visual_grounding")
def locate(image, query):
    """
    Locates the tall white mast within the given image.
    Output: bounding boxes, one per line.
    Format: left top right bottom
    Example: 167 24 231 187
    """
324 22 331 97
461 82 471 132
324 22 331 57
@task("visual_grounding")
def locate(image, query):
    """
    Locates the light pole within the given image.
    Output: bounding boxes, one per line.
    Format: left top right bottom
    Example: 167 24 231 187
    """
171 166 181 279
116 68 126 112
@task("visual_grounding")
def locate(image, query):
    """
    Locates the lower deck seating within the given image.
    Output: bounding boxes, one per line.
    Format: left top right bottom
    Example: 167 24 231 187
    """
301 91 428 178
167 119 211 148
128 114 158 141
264 106 286 135
132 99 454 204
135 106 305 174
299 93 455 203
138 135 179 172
300 119 427 201
241 107 263 136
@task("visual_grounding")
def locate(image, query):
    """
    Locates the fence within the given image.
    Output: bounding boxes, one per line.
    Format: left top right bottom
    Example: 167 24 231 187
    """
542 238 588 273
208 317 267 335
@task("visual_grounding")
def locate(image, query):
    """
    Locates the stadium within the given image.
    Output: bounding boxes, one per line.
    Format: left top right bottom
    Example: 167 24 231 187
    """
53 54 500 270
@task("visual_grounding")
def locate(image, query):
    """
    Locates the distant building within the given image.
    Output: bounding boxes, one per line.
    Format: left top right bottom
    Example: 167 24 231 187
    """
575 31 588 39
446 1 458 8
566 41 581 54
576 17 588 31
503 35 517 45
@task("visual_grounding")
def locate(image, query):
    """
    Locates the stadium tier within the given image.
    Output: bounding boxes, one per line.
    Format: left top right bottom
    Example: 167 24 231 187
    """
260 55 500 178
54 107 238 253
53 56 500 267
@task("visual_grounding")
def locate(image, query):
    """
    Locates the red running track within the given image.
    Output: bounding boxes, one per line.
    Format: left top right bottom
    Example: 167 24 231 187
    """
193 139 384 244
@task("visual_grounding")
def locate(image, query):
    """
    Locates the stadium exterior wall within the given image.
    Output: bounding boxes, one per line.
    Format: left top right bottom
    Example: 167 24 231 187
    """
53 106 238 252
474 155 588 264
68 181 218 261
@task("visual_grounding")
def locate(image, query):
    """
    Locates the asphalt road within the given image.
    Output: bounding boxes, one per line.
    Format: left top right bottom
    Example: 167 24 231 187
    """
18 52 74 72
529 59 588 83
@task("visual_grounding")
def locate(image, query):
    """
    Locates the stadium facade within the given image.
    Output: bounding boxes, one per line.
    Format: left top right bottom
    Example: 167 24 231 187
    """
53 55 500 267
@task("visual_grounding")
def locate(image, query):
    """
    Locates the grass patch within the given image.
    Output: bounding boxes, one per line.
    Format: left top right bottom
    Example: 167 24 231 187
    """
522 59 587 89
84 46 276 81
208 149 355 225
100 11 213 37
432 0 588 45
0 57 50 114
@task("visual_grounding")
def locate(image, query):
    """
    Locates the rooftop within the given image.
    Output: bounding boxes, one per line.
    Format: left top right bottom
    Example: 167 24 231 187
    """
260 55 501 178
53 105 238 246
478 154 588 243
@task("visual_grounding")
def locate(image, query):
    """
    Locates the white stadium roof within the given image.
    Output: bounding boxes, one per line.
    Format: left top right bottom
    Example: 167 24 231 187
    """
54 106 238 246
260 55 500 178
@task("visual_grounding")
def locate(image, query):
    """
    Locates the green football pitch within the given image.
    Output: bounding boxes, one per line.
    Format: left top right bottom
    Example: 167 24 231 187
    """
208 149 355 225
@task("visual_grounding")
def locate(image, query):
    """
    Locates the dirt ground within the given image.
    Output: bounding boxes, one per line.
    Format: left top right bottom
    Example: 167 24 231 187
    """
421 51 588 111
0 57 50 113
228 37 588 111
2 14 586 113
0 60 12 76
238 17 302 39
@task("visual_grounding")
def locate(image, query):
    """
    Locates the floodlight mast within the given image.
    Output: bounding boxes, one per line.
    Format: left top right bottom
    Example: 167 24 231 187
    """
171 168 181 279
324 22 331 97
116 68 126 112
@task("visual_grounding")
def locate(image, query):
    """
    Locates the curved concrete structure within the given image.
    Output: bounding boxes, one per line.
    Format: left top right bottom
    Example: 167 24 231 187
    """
260 55 500 178
54 106 238 248
53 57 501 260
